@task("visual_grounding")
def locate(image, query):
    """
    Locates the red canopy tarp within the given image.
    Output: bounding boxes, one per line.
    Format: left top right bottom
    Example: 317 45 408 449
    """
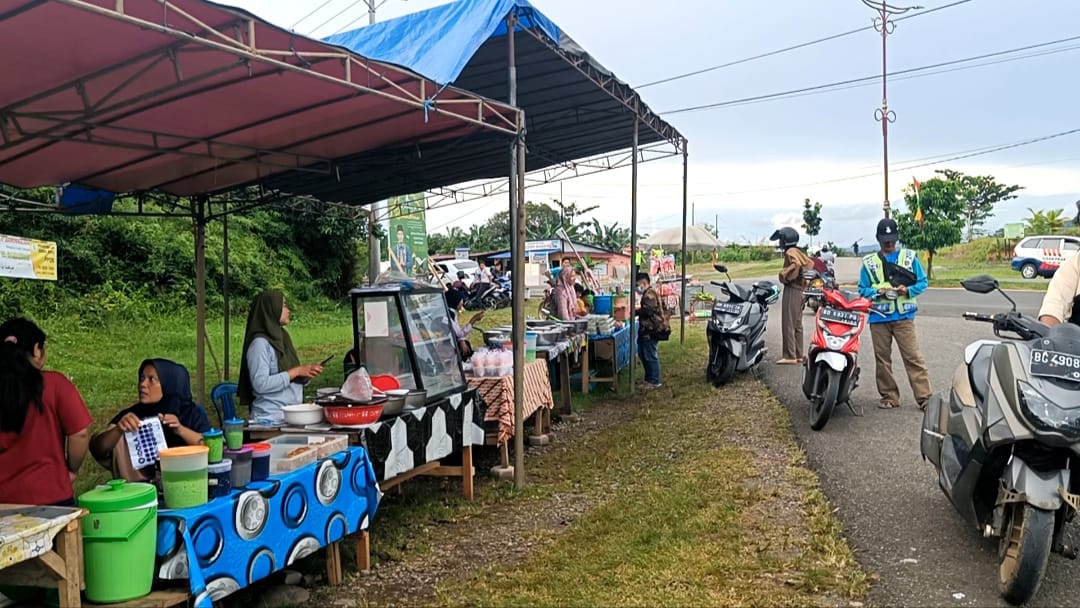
0 0 521 196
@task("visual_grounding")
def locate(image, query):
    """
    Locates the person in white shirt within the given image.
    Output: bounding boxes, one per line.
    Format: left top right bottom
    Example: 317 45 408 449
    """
820 245 836 274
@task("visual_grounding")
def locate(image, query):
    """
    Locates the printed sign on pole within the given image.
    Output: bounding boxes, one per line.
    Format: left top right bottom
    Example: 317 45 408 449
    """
386 193 428 276
0 234 57 281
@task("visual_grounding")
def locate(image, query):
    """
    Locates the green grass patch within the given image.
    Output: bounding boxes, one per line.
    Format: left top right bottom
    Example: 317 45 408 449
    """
928 263 1047 291
687 259 784 281
421 332 868 607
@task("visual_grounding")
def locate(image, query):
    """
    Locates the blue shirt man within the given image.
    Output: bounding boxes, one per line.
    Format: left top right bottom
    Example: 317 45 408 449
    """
856 218 932 410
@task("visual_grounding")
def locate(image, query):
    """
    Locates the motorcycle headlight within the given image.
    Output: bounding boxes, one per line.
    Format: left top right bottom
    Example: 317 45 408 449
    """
824 335 847 350
1016 381 1080 441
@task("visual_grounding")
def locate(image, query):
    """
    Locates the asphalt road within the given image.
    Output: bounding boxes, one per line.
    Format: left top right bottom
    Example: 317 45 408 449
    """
714 258 1076 606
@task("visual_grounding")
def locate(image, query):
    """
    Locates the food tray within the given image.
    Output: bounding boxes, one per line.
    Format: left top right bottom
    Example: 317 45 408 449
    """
268 444 319 473
263 434 348 459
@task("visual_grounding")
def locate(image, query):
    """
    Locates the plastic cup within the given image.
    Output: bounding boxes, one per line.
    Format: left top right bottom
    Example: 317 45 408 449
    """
159 446 209 509
223 418 244 450
202 429 224 463
224 446 253 488
248 443 272 482
524 332 538 362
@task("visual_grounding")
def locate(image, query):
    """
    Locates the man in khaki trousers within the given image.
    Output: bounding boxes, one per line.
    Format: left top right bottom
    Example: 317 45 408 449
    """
771 226 812 364
857 218 932 409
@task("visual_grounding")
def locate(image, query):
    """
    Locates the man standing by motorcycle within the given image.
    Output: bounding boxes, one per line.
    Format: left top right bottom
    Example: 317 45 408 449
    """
857 218 932 410
819 245 836 275
773 227 812 365
1037 252 1080 326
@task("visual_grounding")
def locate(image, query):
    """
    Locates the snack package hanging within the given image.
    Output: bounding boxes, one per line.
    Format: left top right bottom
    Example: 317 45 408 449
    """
341 367 374 401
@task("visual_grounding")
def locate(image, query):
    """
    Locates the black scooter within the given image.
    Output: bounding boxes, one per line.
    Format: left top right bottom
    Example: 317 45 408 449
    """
706 264 778 386
921 275 1080 605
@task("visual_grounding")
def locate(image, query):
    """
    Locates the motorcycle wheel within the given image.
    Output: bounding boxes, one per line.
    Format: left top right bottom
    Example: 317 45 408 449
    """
710 348 737 387
998 503 1054 605
809 367 840 431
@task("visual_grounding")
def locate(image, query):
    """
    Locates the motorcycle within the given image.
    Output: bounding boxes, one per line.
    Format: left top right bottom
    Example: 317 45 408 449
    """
921 274 1080 605
463 282 505 311
800 276 874 430
802 269 836 313
706 264 779 386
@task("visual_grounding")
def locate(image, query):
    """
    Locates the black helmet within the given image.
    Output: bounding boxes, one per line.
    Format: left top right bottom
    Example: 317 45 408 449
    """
770 226 800 248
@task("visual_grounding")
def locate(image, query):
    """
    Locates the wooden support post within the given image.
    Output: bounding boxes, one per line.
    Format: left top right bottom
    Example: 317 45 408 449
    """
580 341 590 394
56 520 82 608
356 531 371 573
325 541 343 586
462 445 474 500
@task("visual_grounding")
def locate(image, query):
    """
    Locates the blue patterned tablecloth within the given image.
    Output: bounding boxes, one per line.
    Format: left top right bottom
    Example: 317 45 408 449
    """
589 322 634 374
154 447 380 606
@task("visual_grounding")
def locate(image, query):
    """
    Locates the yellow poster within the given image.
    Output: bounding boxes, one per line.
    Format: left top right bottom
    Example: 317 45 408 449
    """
0 234 58 281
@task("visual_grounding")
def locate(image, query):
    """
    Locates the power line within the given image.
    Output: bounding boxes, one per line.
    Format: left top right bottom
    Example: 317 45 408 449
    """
695 127 1080 198
661 34 1080 115
309 0 365 36
291 0 338 29
635 0 975 89
331 0 392 35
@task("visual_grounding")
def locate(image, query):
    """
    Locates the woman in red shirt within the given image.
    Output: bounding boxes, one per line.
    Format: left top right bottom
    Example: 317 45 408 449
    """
0 318 92 506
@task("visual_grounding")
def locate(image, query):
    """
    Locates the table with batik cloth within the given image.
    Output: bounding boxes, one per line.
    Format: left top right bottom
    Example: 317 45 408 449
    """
537 332 587 417
0 505 85 608
466 358 555 466
249 388 487 500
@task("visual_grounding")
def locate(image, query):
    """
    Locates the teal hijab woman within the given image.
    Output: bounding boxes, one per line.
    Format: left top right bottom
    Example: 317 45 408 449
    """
237 290 323 420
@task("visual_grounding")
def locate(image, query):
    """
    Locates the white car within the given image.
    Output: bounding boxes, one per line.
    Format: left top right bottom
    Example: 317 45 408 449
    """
1011 235 1080 279
434 259 479 287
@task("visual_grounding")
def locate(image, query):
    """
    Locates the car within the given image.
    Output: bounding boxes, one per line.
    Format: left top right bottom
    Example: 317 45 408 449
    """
433 259 480 287
1010 235 1080 279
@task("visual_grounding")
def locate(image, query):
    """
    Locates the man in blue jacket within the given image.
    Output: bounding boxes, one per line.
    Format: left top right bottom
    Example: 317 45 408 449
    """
857 218 932 410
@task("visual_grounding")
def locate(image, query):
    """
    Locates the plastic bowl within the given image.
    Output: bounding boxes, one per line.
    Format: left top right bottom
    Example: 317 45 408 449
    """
324 403 384 426
281 403 324 426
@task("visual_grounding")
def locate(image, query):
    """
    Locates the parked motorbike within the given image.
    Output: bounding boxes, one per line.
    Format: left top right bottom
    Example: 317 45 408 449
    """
802 269 836 313
706 264 779 386
463 282 505 311
921 274 1080 605
800 278 874 430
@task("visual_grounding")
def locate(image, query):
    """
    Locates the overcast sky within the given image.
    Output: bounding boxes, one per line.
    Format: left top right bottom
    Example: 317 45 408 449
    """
228 0 1080 246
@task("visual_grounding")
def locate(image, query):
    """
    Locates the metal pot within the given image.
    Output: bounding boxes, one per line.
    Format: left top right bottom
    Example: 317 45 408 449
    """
404 390 427 410
482 329 511 346
382 394 406 417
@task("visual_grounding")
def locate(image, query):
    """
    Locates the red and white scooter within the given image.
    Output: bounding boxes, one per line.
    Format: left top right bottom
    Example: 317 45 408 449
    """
800 275 878 430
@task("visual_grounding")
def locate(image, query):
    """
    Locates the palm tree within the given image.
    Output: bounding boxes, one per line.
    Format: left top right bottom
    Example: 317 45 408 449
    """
1025 208 1067 234
1046 209 1067 232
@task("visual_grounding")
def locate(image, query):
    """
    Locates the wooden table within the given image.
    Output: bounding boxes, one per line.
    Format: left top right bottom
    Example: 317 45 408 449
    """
247 389 485 500
537 335 587 419
0 505 85 608
467 359 555 463
583 322 633 393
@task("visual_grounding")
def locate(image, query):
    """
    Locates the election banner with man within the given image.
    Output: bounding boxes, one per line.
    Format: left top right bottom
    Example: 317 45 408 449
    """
386 193 428 277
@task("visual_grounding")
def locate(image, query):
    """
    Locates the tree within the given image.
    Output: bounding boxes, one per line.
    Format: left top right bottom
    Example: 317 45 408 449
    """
935 169 1022 241
894 177 965 279
801 198 822 244
1025 208 1067 234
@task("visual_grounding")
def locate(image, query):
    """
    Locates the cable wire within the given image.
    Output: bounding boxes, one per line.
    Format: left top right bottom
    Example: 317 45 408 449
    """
291 0 338 29
662 34 1080 115
636 0 975 89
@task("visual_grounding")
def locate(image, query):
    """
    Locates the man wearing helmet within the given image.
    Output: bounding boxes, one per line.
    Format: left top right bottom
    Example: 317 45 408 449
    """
772 226 813 364
857 218 931 410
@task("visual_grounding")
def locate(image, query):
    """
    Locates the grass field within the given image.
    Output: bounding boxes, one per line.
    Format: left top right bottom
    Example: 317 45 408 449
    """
928 264 1047 291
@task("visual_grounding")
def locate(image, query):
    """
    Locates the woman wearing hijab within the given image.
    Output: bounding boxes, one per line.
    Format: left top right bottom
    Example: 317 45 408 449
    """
0 318 92 506
90 358 211 482
238 290 323 421
554 267 582 321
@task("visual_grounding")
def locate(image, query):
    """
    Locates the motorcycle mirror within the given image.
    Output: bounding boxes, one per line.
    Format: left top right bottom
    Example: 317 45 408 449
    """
960 275 999 295
714 264 728 274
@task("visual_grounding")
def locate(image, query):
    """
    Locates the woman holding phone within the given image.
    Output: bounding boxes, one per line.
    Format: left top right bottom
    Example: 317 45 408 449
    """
238 290 324 421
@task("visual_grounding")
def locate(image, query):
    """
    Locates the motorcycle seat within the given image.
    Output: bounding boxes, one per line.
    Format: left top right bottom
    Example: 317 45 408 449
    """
968 345 993 404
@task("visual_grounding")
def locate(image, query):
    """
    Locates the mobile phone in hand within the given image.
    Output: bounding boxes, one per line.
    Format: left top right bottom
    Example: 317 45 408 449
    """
319 355 334 366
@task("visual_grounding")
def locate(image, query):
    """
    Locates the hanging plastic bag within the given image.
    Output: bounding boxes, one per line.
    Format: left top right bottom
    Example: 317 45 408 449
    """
341 367 373 401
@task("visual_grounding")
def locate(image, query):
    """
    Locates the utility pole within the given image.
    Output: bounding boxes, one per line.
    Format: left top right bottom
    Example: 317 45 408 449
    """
692 201 695 225
364 0 385 284
862 0 921 219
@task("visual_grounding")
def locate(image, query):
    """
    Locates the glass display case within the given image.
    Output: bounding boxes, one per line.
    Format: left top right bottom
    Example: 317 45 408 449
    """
349 285 466 402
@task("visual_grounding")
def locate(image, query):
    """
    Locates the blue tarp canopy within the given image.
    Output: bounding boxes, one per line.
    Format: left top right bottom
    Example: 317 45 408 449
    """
248 0 684 205
490 248 558 259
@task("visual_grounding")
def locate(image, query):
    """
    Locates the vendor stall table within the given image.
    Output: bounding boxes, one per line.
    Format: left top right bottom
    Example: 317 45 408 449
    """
467 359 555 461
248 389 486 499
537 333 587 418
155 447 380 607
0 505 85 608
583 322 633 393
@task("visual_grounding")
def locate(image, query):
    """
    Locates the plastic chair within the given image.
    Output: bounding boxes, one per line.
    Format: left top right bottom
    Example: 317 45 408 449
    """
210 382 238 426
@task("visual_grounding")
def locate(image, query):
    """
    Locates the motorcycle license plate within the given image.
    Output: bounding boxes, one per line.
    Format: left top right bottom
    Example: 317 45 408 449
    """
713 302 742 315
1029 349 1080 381
820 307 860 326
